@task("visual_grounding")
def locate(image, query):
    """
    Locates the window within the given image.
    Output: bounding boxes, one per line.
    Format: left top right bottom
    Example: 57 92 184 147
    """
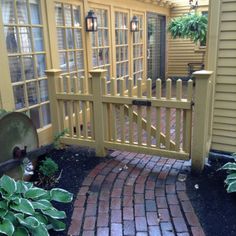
90 8 110 79
199 11 208 47
115 11 129 86
1 0 50 129
55 2 85 78
133 14 144 84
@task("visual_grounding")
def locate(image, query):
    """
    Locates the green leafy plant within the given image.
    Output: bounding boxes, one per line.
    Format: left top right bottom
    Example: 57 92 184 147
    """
0 175 73 236
53 129 68 149
37 158 59 188
168 13 208 44
219 153 236 193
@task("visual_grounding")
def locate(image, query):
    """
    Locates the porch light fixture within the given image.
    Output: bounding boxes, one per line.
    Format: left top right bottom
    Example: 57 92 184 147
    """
130 16 139 32
85 10 98 32
189 0 198 9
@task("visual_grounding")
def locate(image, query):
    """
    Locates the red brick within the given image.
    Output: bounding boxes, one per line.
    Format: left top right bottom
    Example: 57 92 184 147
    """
135 216 148 231
111 198 121 209
112 188 122 197
68 219 82 235
136 232 148 236
135 204 145 216
146 200 157 211
167 194 179 205
99 190 110 201
177 233 190 236
177 191 189 201
155 188 165 197
83 216 96 230
124 185 133 195
72 207 84 220
82 231 94 236
170 205 183 218
191 227 205 236
135 183 145 194
156 197 168 208
166 184 176 194
181 201 194 213
176 182 186 191
111 223 122 236
159 208 170 222
83 177 94 186
85 204 97 216
123 195 133 207
98 200 109 213
149 226 161 236
87 194 98 204
74 196 86 208
97 213 109 227
160 222 174 234
145 190 155 199
146 212 158 226
111 209 122 223
124 220 135 235
185 212 200 227
135 194 144 204
173 217 188 233
123 207 134 220
78 186 89 196
97 227 109 236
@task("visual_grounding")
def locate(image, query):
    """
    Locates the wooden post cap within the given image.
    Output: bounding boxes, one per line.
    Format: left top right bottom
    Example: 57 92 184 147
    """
193 70 214 77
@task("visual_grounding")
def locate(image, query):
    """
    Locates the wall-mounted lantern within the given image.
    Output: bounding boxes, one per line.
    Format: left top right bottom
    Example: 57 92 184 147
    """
85 10 98 32
130 16 139 32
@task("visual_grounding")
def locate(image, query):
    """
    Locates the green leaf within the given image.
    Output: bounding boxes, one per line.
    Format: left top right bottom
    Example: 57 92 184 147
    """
33 212 48 225
5 211 17 225
0 208 8 217
30 223 49 236
24 216 40 229
42 208 66 219
13 227 29 236
0 175 17 195
10 199 35 215
226 173 236 180
16 181 28 194
0 218 14 236
24 188 48 199
31 199 52 210
0 201 7 210
50 188 73 203
49 218 66 231
227 181 236 193
220 162 236 171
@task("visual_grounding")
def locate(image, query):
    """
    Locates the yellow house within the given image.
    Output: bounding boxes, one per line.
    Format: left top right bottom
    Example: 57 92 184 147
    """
0 0 235 165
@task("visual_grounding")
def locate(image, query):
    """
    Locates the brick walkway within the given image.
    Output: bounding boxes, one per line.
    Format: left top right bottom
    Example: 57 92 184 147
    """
68 151 205 236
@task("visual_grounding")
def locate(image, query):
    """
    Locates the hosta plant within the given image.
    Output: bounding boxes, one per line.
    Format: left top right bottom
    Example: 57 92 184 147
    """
219 153 236 193
0 175 73 236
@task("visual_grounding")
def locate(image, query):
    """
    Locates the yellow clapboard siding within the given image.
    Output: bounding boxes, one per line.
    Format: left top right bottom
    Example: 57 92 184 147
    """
216 84 236 92
215 92 236 101
216 75 236 84
211 143 236 153
218 49 236 57
218 58 236 67
215 100 236 109
214 116 236 125
219 31 236 40
219 40 236 49
214 123 236 131
212 136 236 146
214 109 236 118
217 67 236 75
213 129 236 138
221 12 236 21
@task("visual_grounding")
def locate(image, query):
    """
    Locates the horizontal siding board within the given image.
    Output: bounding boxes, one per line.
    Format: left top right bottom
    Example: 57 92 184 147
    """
211 143 236 153
216 84 236 92
215 92 236 101
214 116 236 125
214 123 236 131
218 49 236 58
216 75 236 84
212 136 236 146
221 12 236 21
213 129 236 138
215 100 236 109
219 40 236 49
218 58 236 67
214 109 236 118
217 67 236 75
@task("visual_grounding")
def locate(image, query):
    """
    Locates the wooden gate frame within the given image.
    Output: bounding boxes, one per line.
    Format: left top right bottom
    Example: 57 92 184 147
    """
46 69 213 173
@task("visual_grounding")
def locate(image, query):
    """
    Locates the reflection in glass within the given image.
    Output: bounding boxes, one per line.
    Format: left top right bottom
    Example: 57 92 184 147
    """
76 51 84 70
1 0 15 24
19 27 32 53
64 4 72 26
55 3 63 26
17 0 29 24
42 103 51 126
73 6 81 27
23 56 34 80
68 52 76 71
36 54 46 77
9 56 22 83
59 52 67 71
27 82 38 106
57 28 65 50
74 29 82 48
30 0 41 24
32 28 44 51
39 79 48 102
29 107 40 129
66 28 74 49
5 27 18 53
13 85 25 109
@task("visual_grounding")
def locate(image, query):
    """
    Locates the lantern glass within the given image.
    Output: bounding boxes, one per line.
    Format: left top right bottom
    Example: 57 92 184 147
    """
130 16 139 32
86 10 98 32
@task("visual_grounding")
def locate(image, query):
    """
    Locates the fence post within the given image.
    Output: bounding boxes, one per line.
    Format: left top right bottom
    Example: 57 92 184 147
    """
191 70 213 173
89 69 107 157
45 69 61 137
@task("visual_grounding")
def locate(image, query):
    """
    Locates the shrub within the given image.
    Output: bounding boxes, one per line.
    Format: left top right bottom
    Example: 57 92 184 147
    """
39 158 58 177
0 175 73 236
219 153 236 193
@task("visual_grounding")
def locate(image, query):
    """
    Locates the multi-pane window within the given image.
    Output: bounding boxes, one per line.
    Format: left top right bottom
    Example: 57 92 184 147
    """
133 14 144 84
115 11 129 84
1 0 50 129
90 8 110 79
55 2 85 78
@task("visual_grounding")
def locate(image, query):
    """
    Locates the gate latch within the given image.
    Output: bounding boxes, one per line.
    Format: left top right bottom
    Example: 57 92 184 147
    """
132 100 152 107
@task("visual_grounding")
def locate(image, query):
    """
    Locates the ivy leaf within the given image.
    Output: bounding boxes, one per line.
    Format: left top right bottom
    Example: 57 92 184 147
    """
0 218 15 236
50 188 73 203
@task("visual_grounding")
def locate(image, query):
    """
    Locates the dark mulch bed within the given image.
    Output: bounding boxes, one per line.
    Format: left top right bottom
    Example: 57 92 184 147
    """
187 160 236 236
32 146 104 236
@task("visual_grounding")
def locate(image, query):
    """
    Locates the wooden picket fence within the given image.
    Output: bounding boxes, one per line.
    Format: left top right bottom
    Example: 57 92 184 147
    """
46 69 213 172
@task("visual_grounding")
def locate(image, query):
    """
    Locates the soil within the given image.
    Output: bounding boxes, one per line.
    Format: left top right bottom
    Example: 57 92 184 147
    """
31 146 104 236
186 159 236 236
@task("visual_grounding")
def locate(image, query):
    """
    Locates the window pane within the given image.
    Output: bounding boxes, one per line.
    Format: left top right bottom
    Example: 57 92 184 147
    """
42 103 51 126
68 52 76 71
13 85 25 109
29 107 40 129
55 3 63 26
59 52 67 71
64 4 72 26
36 54 46 77
30 0 41 24
19 27 32 53
32 27 44 51
23 56 35 80
66 28 74 49
4 27 19 53
9 56 22 83
74 29 82 48
76 51 84 70
57 28 65 50
1 0 15 24
73 6 81 27
39 79 48 102
16 0 29 24
27 81 38 106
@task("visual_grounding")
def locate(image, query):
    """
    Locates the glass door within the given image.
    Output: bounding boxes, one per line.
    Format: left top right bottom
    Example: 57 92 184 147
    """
147 13 166 84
